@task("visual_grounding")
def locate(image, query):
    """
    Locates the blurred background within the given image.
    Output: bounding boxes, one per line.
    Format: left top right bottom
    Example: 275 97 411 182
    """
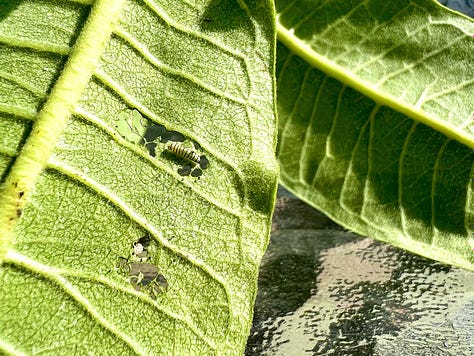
246 188 474 355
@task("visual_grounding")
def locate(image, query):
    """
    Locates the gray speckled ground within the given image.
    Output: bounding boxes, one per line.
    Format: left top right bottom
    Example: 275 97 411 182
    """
246 187 474 355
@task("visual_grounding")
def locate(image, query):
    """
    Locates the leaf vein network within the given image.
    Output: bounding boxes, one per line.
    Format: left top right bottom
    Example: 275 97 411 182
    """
323 85 345 161
353 23 434 74
88 71 249 205
423 76 474 103
275 53 293 104
292 66 321 175
339 114 372 213
299 73 328 183
4 250 145 355
276 0 303 20
59 267 217 349
277 60 309 158
45 157 234 320
112 27 252 109
398 121 420 240
141 0 248 59
375 34 468 88
74 107 244 219
178 226 244 267
299 1 365 37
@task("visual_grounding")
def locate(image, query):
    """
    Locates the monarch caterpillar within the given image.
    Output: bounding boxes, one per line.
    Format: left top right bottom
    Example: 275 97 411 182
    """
166 142 201 164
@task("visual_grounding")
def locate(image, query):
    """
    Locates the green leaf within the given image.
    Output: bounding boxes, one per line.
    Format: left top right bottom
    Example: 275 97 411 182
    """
275 0 474 270
0 0 277 354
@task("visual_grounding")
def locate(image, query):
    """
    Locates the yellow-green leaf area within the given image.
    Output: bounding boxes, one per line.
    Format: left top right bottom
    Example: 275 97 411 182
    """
0 0 278 354
275 0 474 270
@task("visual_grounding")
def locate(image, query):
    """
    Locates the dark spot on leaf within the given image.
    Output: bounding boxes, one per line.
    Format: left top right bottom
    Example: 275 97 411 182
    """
144 141 157 157
169 131 185 142
128 262 168 298
178 166 192 176
199 156 209 169
136 235 151 247
191 168 202 177
143 124 166 142
155 274 168 289
161 131 185 143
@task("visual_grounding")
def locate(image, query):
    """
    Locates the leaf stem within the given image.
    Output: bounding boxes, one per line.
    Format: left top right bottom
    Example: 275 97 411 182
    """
0 0 126 261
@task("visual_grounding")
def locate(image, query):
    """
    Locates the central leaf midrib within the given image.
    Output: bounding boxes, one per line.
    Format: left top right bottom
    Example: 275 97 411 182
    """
276 23 474 150
0 0 126 258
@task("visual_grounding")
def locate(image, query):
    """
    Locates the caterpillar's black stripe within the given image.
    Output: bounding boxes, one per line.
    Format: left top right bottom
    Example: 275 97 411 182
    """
166 142 201 163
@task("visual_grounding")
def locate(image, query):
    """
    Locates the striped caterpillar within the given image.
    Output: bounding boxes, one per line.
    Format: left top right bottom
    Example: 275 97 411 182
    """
166 142 201 164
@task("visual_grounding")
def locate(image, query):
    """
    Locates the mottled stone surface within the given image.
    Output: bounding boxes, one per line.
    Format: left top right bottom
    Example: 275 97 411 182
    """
246 187 474 355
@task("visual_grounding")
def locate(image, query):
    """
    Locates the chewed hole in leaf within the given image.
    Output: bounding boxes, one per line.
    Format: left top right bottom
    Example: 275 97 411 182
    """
129 262 168 299
114 109 209 177
117 235 168 299
115 109 148 144
199 155 209 169
159 130 185 144
191 168 203 177
143 123 167 144
178 164 192 176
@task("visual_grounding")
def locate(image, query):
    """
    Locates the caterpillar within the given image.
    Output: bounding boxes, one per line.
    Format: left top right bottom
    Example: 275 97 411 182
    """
166 142 201 164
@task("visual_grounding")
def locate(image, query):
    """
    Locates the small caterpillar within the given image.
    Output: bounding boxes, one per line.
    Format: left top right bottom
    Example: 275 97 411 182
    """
166 142 201 164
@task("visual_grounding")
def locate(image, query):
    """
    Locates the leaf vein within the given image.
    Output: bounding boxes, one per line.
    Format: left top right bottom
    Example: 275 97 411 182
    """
0 104 37 121
300 74 328 185
0 36 70 56
112 27 251 108
339 111 372 213
375 34 468 88
278 62 310 159
399 121 420 241
45 158 234 332
0 70 47 99
5 250 146 355
295 1 364 35
141 0 247 59
74 107 244 219
88 72 249 201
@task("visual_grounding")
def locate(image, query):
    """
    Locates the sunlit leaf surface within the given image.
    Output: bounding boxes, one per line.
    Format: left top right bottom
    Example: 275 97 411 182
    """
275 0 474 270
0 0 278 354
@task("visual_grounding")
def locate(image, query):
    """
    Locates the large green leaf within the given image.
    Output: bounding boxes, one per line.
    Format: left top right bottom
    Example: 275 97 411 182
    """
275 0 474 270
0 0 277 354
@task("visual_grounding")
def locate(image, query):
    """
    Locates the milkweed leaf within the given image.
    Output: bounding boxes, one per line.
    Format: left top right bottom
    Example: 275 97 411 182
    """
275 0 474 270
0 0 277 354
